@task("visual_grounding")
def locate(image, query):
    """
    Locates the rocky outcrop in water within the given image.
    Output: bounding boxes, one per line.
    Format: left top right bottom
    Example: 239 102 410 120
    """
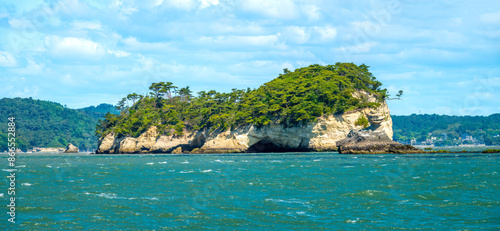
63 143 79 153
337 129 420 154
96 92 395 154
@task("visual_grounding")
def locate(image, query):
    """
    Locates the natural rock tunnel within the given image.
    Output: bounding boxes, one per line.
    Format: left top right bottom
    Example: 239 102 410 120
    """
246 139 310 153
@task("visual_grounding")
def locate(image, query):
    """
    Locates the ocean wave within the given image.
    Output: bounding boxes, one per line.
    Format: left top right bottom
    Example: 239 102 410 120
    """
84 192 160 201
344 190 387 197
97 193 118 199
214 159 234 163
265 198 311 207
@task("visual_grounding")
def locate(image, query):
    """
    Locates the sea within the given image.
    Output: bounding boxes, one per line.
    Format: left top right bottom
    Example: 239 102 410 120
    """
1 152 499 230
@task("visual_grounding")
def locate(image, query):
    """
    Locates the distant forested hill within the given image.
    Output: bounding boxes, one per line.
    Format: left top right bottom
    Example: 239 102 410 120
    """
0 98 117 152
392 114 500 145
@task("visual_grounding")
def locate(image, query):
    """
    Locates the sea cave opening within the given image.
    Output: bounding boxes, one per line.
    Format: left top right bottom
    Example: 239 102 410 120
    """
247 139 310 153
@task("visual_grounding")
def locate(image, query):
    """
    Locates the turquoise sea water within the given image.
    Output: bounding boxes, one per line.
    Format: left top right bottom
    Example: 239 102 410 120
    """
1 152 499 230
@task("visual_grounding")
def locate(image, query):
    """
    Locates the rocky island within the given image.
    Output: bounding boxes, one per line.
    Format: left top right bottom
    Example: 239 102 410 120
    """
96 63 412 154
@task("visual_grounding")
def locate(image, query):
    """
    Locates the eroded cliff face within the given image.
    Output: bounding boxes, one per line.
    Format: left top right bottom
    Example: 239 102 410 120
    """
96 92 393 154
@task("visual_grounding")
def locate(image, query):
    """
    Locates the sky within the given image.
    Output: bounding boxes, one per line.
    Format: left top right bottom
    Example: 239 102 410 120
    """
0 0 499 115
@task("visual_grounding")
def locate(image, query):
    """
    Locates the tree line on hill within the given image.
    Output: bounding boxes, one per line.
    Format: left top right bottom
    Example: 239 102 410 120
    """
0 98 117 152
392 114 500 146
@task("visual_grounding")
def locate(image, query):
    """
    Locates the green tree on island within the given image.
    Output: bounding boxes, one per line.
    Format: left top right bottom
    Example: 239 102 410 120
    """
96 63 391 139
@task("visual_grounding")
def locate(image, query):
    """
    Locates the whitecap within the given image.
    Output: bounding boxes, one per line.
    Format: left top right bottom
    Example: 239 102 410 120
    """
0 193 4 197
265 198 311 207
21 183 32 186
180 170 193 174
159 161 167 164
344 166 354 168
146 162 154 165
16 165 26 168
313 159 321 162
346 218 360 223
46 165 52 168
201 169 213 173
181 161 189 164
96 193 117 199
143 197 159 201
270 160 282 163
168 170 175 172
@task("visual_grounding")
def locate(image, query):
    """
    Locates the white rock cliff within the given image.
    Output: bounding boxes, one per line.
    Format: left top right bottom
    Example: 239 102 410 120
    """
96 92 393 154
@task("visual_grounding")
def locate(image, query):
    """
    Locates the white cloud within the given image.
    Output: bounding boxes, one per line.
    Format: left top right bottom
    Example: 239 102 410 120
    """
282 26 309 44
480 11 500 24
314 26 337 41
240 0 298 19
149 0 165 8
122 37 172 51
8 18 31 29
163 0 197 10
110 0 138 19
71 21 102 30
107 49 130 57
337 42 377 54
197 34 283 48
209 22 263 34
58 0 94 16
0 51 17 67
303 5 321 20
378 72 415 81
199 0 219 9
281 26 337 44
14 58 44 74
45 36 106 59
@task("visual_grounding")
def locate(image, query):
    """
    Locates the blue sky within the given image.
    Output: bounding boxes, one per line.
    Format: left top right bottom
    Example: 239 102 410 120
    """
0 0 499 115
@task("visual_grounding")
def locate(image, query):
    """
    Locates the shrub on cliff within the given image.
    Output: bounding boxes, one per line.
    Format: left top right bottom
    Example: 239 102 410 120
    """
96 63 389 138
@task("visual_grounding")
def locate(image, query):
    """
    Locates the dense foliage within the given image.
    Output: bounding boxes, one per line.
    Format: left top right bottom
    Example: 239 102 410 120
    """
0 98 116 151
392 114 500 145
96 63 388 138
